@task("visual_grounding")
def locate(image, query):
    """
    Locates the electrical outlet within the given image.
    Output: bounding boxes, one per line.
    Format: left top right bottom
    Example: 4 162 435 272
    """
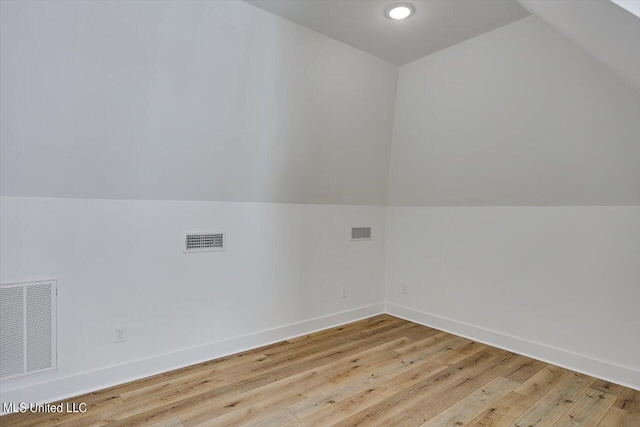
341 287 347 298
402 284 408 294
114 327 127 343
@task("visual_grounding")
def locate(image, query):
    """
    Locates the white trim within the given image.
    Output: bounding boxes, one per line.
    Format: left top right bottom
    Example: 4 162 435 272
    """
385 302 640 391
0 303 384 412
2 300 638 414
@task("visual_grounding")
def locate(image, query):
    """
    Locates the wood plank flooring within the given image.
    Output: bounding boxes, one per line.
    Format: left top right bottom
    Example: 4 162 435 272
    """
1 314 638 426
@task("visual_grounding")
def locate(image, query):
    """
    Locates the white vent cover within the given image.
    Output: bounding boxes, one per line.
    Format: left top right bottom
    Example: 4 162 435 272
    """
185 232 225 252
351 227 372 240
0 280 57 381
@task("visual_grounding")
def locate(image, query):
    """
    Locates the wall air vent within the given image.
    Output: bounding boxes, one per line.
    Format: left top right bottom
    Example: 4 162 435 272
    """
350 227 372 241
185 232 225 253
0 280 57 381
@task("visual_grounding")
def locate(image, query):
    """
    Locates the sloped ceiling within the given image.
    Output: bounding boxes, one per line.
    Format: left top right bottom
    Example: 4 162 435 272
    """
386 16 640 206
246 1 640 90
519 0 640 91
244 0 530 65
0 1 398 205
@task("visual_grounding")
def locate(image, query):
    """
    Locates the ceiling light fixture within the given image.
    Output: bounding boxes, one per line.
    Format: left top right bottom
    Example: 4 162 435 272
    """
385 3 415 20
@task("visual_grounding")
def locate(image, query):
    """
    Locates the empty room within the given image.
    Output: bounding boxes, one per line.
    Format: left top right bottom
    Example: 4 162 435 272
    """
0 0 639 426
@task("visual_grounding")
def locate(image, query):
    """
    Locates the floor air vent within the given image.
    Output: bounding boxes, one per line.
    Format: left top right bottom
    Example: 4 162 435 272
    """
351 227 372 240
185 232 225 252
0 280 57 381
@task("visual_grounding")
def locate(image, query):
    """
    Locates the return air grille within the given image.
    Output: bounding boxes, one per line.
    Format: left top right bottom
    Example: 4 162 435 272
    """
351 227 372 240
0 281 57 381
185 232 225 252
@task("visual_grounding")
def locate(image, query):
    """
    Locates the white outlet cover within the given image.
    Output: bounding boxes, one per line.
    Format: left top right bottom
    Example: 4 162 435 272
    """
115 327 127 343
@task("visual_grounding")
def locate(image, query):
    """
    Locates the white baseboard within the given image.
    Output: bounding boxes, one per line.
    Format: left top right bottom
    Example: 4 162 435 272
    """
385 302 640 391
0 303 384 411
2 300 637 413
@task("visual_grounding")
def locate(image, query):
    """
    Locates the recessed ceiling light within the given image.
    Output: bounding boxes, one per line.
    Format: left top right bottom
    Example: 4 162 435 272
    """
385 3 415 20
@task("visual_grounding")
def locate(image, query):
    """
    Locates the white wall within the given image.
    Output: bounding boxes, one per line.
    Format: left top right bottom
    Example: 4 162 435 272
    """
387 16 640 206
386 206 640 387
385 16 640 388
0 0 397 205
0 0 393 404
0 197 386 402
2 1 640 405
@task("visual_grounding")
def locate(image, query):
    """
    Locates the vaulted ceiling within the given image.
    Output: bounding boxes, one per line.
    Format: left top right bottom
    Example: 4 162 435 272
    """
520 0 640 90
245 0 640 90
244 0 530 65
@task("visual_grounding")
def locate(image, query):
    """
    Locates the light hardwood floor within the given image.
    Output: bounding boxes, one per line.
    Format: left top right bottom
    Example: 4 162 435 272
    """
1 315 638 426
